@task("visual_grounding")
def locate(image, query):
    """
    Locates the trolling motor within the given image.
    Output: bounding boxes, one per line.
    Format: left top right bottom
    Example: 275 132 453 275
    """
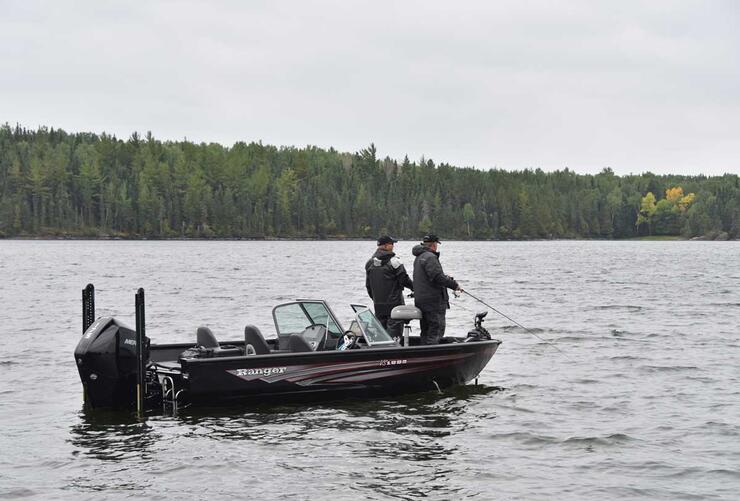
466 310 492 341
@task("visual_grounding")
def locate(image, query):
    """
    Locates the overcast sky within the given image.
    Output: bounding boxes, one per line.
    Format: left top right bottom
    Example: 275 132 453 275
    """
2 0 738 175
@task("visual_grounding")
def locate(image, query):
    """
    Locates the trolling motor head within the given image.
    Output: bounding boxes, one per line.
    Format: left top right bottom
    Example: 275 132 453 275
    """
475 310 488 327
466 310 491 342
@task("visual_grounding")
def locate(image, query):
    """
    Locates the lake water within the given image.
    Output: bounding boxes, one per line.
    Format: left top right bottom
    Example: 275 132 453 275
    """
0 240 738 500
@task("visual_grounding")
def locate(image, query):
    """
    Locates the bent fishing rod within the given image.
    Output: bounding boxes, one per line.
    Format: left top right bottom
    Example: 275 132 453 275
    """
459 289 572 360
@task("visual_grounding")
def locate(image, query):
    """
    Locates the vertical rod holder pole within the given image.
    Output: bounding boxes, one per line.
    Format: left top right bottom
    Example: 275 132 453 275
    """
135 288 146 416
81 283 95 405
82 283 95 334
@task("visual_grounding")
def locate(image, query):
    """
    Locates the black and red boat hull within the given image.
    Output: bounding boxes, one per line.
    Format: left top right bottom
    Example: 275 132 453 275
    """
164 340 500 404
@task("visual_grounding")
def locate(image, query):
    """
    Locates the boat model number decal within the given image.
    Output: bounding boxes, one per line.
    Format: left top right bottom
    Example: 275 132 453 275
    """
379 359 407 367
235 367 287 377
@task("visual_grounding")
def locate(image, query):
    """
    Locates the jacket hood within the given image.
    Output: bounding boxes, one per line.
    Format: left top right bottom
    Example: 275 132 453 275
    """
373 249 396 260
412 244 438 257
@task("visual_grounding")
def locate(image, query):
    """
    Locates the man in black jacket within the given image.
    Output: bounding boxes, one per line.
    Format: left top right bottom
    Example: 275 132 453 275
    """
412 234 462 344
365 235 414 339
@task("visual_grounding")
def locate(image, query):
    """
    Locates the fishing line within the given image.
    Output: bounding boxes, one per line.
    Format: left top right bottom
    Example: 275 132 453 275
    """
460 290 572 360
453 298 479 316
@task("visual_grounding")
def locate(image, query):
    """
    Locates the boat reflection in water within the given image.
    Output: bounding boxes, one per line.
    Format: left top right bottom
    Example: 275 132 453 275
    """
68 384 504 499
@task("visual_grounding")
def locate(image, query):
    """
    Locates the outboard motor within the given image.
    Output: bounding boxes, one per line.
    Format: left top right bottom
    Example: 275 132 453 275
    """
74 317 149 409
466 311 492 341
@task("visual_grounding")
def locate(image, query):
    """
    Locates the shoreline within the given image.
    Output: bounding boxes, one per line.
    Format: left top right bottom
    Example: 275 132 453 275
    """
0 235 734 242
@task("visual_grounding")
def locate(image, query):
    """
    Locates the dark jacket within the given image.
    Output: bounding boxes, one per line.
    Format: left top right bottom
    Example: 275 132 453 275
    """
365 249 413 316
412 244 459 310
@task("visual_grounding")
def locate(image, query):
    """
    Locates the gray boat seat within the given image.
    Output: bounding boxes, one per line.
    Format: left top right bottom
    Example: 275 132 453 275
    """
244 325 270 355
194 326 242 358
288 333 314 352
300 325 328 351
197 326 219 348
390 305 423 322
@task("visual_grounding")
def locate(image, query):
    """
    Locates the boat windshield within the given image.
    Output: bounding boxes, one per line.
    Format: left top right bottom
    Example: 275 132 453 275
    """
273 301 343 336
355 309 395 346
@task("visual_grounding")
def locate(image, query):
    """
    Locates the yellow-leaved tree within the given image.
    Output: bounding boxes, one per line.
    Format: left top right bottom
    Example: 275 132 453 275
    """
636 192 657 234
652 187 699 235
678 192 695 213
664 186 696 213
665 187 684 205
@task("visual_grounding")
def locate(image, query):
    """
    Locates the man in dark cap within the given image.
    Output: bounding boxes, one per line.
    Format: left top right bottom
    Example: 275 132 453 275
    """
365 235 414 340
412 234 462 344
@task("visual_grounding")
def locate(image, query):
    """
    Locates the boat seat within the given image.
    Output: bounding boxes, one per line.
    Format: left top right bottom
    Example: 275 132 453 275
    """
197 326 219 348
194 326 241 358
390 305 423 322
300 325 330 350
288 334 314 352
244 325 270 355
323 331 342 350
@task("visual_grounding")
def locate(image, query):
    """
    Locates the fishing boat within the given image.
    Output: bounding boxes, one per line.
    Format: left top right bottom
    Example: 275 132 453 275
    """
74 285 501 411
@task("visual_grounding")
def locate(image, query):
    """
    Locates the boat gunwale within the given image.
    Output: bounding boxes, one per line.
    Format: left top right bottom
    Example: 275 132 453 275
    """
171 338 501 367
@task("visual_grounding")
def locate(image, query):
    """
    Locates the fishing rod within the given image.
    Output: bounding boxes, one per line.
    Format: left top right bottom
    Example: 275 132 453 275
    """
459 289 572 360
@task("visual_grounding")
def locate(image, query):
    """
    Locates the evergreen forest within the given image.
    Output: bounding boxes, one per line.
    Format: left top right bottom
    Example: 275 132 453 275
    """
0 124 738 240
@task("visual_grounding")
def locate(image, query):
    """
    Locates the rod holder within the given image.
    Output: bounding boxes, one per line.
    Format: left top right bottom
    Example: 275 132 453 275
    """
82 284 95 334
134 288 146 415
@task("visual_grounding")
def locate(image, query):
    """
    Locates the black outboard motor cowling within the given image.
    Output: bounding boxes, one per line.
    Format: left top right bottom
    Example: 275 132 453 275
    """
74 317 149 409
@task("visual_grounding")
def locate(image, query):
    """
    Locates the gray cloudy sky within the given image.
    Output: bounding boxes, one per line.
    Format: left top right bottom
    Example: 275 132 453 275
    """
2 0 738 175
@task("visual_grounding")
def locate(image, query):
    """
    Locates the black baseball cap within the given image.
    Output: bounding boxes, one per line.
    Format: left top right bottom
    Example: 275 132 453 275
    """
422 234 441 243
377 235 398 245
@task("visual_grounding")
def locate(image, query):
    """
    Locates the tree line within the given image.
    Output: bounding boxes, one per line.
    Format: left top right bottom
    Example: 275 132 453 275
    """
0 124 738 240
